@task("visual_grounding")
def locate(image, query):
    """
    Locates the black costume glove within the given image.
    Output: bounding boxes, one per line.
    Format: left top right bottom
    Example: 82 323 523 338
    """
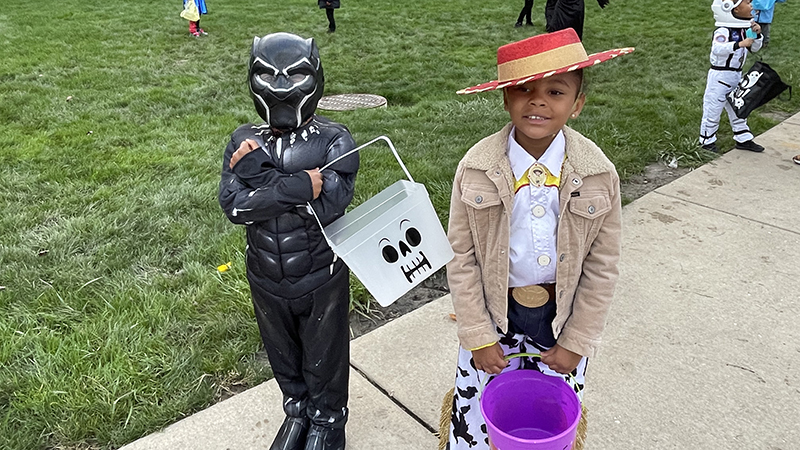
597 0 609 8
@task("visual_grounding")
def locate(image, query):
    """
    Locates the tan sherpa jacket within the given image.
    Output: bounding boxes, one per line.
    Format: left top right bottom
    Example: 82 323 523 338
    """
446 123 621 358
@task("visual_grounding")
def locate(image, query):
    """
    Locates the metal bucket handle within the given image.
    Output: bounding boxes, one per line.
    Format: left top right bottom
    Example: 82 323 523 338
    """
306 135 414 247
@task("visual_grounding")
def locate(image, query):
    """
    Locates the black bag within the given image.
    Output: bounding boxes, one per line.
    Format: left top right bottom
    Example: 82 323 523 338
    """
727 61 792 119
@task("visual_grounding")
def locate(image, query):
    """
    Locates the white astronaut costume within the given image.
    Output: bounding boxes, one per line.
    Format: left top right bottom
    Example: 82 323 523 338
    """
700 0 763 147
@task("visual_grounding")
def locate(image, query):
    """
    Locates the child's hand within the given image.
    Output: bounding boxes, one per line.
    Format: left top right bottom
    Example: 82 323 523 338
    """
471 343 507 375
751 23 762 34
230 139 259 169
540 344 582 374
739 37 755 49
305 168 323 199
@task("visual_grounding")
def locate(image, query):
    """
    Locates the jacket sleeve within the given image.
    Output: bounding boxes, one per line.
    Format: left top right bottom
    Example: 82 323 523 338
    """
557 170 622 358
218 134 314 225
304 130 359 227
446 164 497 351
712 28 738 56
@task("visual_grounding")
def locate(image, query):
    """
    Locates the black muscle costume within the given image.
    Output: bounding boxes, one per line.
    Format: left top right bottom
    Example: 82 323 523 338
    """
218 32 358 450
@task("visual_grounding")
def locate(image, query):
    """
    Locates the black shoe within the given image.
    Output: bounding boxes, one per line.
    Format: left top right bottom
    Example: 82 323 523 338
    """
304 425 345 450
701 143 719 153
526 22 534 26
270 416 310 450
514 21 523 27
327 26 335 33
735 140 764 152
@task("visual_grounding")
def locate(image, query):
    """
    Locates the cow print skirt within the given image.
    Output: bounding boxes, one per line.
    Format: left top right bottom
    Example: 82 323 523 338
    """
447 327 587 450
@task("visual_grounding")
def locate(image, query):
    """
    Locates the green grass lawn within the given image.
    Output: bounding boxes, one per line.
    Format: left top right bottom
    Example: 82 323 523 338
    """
1 0 798 448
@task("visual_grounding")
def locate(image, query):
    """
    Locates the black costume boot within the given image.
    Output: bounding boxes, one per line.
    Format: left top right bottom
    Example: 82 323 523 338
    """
270 394 310 450
304 425 345 450
270 416 310 450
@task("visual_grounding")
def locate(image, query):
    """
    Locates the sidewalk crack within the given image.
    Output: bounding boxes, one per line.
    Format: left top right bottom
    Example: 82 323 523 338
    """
349 363 438 435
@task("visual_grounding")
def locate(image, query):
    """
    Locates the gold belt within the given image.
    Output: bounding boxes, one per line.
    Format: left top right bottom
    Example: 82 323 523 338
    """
509 284 555 308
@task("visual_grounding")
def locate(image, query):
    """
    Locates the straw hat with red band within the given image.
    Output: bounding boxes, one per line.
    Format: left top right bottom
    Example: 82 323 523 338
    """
457 28 634 95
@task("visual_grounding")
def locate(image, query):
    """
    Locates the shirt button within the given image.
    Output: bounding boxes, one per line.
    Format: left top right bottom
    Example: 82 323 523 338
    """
532 205 546 218
475 195 483 204
588 205 596 214
537 255 551 266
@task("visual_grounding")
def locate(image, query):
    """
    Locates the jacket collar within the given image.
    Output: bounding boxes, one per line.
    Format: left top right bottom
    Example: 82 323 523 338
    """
461 123 615 176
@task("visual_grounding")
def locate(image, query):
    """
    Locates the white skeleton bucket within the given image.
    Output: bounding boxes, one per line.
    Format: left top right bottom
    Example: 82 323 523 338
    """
310 136 454 307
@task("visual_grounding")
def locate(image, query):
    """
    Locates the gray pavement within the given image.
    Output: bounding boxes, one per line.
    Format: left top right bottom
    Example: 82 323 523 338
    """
122 112 800 450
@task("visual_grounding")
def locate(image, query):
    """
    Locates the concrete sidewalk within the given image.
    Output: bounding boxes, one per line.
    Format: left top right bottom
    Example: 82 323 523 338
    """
122 112 800 450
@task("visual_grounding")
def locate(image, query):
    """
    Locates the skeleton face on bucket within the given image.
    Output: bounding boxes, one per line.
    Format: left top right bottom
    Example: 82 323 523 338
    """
249 32 324 132
380 219 432 284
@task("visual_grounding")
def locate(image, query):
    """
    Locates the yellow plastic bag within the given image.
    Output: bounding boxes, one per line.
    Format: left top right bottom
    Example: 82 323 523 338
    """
180 0 200 22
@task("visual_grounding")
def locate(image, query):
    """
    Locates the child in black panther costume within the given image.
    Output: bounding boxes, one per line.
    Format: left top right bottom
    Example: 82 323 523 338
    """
219 32 358 450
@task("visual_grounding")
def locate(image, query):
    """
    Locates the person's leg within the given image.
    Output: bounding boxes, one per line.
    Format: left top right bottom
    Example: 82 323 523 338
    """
727 102 755 145
760 22 771 46
545 0 558 30
517 5 526 26
524 0 534 24
699 70 729 151
196 19 207 35
299 267 350 450
326 8 336 32
719 72 761 151
518 0 534 25
188 20 199 37
250 282 310 450
449 329 526 450
728 104 763 151
546 0 584 39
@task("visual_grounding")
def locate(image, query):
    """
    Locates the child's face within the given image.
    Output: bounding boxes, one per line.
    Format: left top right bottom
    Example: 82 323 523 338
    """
733 0 754 20
503 72 585 154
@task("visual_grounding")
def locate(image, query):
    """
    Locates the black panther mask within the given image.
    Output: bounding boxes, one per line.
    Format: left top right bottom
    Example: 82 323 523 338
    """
249 32 324 131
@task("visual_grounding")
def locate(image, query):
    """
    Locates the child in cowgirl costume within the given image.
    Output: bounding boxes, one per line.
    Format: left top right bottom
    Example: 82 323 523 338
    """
445 28 633 449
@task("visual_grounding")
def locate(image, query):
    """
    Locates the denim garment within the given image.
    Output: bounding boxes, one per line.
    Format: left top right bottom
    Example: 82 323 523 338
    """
507 293 557 347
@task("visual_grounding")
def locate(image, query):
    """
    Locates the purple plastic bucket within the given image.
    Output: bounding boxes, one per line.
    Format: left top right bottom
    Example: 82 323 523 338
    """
480 370 581 450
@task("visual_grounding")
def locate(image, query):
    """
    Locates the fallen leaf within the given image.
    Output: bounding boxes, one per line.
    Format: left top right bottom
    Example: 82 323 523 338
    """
0 286 6 291
217 262 232 273
38 249 49 256
66 96 73 101
87 130 93 135
448 313 457 322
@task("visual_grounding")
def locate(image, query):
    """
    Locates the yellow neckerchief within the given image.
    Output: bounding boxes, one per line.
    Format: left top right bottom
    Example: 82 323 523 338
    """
513 155 567 194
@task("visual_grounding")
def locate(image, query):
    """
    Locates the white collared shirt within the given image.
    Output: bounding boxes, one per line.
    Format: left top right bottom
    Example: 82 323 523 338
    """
507 128 565 288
